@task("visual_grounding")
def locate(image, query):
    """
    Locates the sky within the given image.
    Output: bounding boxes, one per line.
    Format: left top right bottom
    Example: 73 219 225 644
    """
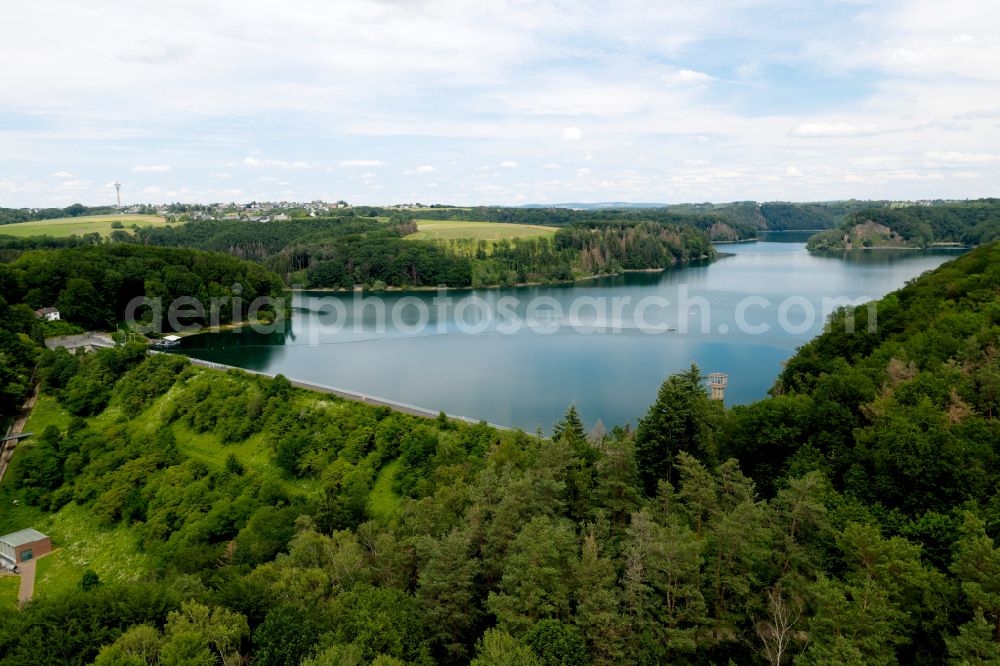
1 0 999 207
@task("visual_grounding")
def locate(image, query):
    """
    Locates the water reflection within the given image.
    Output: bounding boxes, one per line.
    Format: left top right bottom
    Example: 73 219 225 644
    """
175 242 964 432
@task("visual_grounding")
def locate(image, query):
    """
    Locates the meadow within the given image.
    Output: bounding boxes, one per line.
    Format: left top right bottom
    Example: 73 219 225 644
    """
405 219 557 242
0 214 170 238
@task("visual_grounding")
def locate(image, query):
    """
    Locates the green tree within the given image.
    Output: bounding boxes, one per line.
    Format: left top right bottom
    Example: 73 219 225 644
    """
553 405 585 444
573 532 625 665
79 569 102 591
622 508 707 659
415 528 481 662
947 609 1000 665
635 364 719 494
487 515 579 634
92 624 163 666
523 619 588 666
253 604 320 666
470 629 541 666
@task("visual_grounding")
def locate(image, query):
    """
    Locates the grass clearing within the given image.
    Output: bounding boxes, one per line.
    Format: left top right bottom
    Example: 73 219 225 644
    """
35 503 156 596
0 214 171 238
116 374 323 496
0 575 19 609
22 393 74 435
367 460 402 521
406 219 557 243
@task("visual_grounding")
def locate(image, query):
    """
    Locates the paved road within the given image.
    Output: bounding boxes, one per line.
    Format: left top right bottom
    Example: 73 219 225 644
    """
17 560 35 603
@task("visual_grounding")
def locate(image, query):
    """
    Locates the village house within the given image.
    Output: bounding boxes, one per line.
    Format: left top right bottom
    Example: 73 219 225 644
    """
34 307 60 321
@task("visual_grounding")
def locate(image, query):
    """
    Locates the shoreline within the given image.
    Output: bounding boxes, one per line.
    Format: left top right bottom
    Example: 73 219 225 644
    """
289 261 715 294
809 244 970 253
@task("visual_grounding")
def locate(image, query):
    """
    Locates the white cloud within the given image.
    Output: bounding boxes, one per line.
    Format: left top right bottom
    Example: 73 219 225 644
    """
662 68 713 85
243 157 309 169
924 150 1000 165
790 122 879 138
415 165 436 174
561 127 582 142
2 1 1000 205
132 164 171 173
576 167 592 176
499 160 519 168
51 170 74 179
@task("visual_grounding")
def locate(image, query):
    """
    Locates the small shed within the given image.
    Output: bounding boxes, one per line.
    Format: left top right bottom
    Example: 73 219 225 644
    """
0 528 51 565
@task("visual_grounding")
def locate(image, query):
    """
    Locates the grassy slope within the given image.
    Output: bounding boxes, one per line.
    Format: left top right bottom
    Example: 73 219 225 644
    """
0 214 170 238
406 219 557 242
0 366 398 608
0 575 17 607
0 396 155 608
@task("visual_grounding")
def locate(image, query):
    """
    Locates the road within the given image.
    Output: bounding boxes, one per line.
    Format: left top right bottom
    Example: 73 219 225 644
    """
17 560 34 603
176 355 509 430
0 382 40 485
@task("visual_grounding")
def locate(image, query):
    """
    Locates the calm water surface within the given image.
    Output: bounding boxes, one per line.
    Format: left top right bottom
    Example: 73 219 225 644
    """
177 236 963 432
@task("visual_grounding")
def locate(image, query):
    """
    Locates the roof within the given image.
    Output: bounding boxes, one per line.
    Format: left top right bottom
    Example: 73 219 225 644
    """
35 307 58 315
0 528 48 547
162 335 182 342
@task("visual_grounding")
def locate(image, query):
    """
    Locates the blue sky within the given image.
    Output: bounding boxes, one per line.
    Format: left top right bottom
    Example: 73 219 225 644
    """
1 0 998 207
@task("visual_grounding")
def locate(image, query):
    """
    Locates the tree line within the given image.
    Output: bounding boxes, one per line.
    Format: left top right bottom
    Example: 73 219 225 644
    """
0 204 119 226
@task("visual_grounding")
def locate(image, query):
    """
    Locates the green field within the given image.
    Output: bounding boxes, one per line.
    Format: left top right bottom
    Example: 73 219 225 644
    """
0 214 169 238
0 575 18 608
406 219 557 242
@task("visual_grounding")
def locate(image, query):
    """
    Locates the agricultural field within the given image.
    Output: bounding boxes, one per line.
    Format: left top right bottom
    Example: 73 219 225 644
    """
0 214 170 238
405 219 557 242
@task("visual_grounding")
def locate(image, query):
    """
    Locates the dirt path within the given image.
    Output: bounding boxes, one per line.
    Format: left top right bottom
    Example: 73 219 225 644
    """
0 381 40 485
17 560 35 603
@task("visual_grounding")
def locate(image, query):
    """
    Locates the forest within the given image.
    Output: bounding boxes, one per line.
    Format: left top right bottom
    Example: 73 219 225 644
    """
0 241 998 664
0 244 286 331
131 215 716 289
807 198 1000 250
383 200 895 236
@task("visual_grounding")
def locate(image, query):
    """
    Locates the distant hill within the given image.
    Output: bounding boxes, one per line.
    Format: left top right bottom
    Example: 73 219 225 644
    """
520 200 893 231
807 198 1000 251
520 202 669 210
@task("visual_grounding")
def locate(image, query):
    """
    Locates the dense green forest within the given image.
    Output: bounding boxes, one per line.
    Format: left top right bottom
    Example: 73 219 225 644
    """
0 244 285 425
807 199 1000 250
759 201 891 231
0 244 286 330
419 222 715 288
131 215 716 289
393 200 893 235
0 242 999 664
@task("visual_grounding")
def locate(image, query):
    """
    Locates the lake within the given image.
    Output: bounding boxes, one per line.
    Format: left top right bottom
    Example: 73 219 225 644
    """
175 234 964 432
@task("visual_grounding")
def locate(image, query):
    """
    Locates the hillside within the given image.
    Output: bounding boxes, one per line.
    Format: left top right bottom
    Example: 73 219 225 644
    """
134 215 717 289
0 243 999 664
0 214 170 239
808 198 1000 250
